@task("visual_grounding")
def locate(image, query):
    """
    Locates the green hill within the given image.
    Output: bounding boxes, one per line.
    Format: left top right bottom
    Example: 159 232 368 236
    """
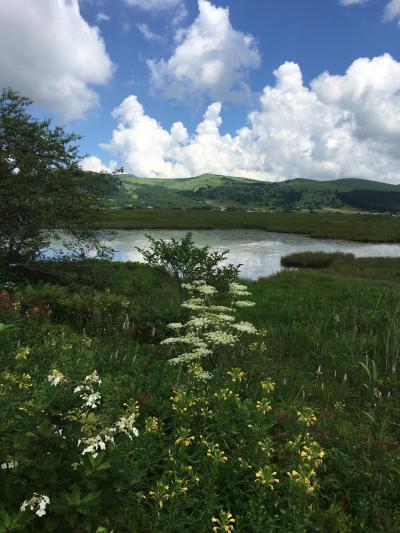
103 173 400 213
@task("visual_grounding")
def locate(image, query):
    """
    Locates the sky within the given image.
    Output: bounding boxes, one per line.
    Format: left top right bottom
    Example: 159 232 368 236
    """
0 0 399 182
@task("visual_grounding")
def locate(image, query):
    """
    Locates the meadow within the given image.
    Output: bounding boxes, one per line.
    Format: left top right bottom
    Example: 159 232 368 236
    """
1 253 399 532
95 209 400 243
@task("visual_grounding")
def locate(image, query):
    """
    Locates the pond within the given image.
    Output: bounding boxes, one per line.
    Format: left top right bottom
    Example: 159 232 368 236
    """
95 229 400 280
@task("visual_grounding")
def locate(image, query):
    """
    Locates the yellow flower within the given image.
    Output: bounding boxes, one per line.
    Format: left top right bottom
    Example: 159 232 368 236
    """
15 347 30 361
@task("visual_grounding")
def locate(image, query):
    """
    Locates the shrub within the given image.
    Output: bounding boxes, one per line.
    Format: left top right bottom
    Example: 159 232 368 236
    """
136 232 240 291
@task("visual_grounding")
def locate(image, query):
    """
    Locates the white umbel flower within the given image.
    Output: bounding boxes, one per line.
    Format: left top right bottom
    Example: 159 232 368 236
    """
20 494 50 517
47 369 66 386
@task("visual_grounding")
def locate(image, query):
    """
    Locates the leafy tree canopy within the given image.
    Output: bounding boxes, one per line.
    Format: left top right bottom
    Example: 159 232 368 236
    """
0 88 112 265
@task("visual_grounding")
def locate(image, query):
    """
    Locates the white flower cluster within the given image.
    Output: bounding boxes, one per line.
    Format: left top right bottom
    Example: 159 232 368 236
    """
79 429 116 458
78 406 139 458
20 494 50 517
115 413 140 439
163 281 258 367
74 370 102 410
47 369 66 386
1 459 18 470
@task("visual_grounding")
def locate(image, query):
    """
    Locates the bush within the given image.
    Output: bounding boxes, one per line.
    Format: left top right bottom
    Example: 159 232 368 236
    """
136 232 240 291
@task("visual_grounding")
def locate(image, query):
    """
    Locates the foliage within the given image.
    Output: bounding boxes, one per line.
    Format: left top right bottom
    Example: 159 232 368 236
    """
162 280 257 367
0 259 400 531
137 232 240 289
0 88 112 264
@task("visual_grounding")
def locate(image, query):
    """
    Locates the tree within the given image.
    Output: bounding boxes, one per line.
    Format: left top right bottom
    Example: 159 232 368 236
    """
0 88 111 265
136 232 240 291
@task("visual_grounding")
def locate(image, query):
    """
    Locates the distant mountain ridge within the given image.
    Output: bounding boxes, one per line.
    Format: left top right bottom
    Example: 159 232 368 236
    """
104 173 400 213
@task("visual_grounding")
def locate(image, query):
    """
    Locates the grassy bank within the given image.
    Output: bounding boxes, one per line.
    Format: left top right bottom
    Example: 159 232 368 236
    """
94 209 400 243
281 252 400 284
1 260 400 531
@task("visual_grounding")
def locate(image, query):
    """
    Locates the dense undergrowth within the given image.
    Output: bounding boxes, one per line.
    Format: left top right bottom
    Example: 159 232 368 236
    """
1 260 400 531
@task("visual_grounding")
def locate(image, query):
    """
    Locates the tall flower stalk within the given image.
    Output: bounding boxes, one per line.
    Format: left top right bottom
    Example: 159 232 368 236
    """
162 281 257 368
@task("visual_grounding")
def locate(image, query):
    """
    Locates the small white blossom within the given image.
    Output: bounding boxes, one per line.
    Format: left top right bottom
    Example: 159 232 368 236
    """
20 494 50 517
47 369 66 386
83 392 101 409
79 431 115 458
229 283 251 297
234 300 256 308
233 322 258 334
167 322 184 330
205 331 238 346
197 284 217 296
115 414 139 439
1 459 18 470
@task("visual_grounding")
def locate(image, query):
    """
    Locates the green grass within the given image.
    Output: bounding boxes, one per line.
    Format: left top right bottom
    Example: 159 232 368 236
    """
1 260 400 530
282 252 400 284
94 209 400 242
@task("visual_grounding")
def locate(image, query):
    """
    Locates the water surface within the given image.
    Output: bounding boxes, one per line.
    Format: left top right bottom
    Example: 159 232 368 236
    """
97 229 400 280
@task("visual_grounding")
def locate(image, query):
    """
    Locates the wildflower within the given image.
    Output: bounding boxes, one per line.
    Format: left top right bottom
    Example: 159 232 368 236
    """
203 440 228 464
229 282 251 296
197 284 217 296
18 373 32 391
373 387 383 400
232 322 258 335
20 494 50 517
83 392 101 409
297 408 317 427
261 378 275 394
258 438 273 456
255 466 279 490
79 429 116 458
227 368 246 383
115 411 139 439
212 510 235 532
205 331 237 346
188 363 213 381
145 416 161 433
52 425 66 439
233 300 255 308
256 398 273 414
1 459 18 470
47 369 66 387
15 346 30 361
175 428 195 447
74 371 102 409
316 365 322 378
167 322 184 330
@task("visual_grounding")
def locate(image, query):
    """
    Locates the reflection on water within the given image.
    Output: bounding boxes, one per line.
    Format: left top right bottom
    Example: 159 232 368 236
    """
95 229 400 280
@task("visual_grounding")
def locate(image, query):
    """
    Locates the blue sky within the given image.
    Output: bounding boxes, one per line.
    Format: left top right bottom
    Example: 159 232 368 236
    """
1 0 400 181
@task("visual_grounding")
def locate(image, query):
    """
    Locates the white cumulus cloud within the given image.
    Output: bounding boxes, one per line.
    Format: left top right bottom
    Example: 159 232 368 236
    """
0 0 114 119
97 54 400 184
148 0 261 103
384 0 400 21
80 156 119 173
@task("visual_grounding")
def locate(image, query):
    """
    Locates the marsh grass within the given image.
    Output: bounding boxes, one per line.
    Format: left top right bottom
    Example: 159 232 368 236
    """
95 209 400 243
